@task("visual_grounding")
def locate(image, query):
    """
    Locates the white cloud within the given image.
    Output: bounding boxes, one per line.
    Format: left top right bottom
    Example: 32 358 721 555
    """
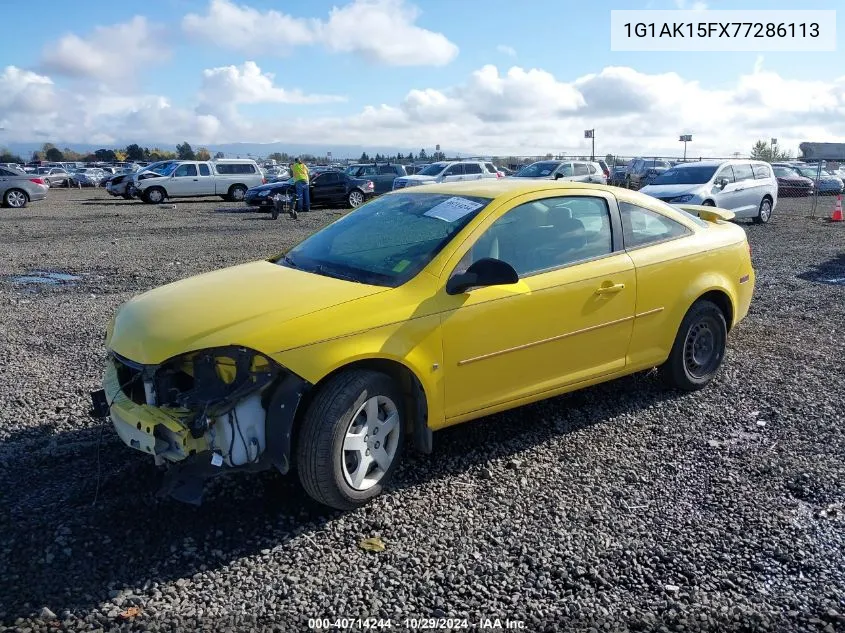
182 0 318 54
40 16 166 83
496 45 517 57
182 0 458 66
3 62 845 159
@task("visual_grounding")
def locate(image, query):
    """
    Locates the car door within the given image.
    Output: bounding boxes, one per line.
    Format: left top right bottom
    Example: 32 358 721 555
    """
710 165 741 210
552 162 576 181
310 172 343 204
572 162 591 182
439 192 635 419
463 163 484 181
721 163 757 216
195 163 216 195
374 165 397 194
167 163 199 197
441 164 465 182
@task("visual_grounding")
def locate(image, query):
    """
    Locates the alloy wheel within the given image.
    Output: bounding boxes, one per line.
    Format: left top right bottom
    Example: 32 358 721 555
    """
342 395 400 491
6 190 26 208
349 190 364 207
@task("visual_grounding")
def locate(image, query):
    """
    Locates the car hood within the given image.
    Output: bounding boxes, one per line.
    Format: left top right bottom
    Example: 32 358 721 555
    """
249 182 293 193
639 184 699 196
107 260 388 365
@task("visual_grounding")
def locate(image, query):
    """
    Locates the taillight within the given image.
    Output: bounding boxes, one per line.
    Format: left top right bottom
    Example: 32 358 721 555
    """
262 177 267 184
603 169 610 178
29 178 46 185
367 181 374 190
497 171 504 178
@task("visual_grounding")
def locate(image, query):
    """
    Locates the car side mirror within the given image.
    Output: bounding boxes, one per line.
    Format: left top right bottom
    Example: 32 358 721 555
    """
446 258 519 295
718 178 729 189
554 172 564 180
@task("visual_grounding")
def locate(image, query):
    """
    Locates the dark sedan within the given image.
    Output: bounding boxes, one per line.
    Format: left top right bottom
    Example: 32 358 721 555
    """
772 165 814 197
245 171 375 209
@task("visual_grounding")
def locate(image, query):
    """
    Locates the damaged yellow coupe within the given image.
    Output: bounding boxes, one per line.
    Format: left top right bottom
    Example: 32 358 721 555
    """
95 180 754 510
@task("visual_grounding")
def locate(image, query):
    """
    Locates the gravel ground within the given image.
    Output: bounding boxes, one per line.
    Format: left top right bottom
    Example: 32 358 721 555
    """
0 187 843 632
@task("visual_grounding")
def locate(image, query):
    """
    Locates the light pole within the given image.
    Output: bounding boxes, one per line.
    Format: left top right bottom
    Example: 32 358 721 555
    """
679 134 692 161
584 129 595 161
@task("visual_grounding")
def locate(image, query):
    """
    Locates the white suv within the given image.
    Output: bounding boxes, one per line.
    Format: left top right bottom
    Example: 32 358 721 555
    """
131 158 265 203
392 160 499 190
640 159 778 224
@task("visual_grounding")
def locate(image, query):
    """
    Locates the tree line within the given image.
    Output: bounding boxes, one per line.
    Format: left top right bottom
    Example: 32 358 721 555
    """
0 141 221 165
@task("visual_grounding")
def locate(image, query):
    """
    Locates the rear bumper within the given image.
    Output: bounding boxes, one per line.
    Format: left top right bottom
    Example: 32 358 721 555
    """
29 189 48 202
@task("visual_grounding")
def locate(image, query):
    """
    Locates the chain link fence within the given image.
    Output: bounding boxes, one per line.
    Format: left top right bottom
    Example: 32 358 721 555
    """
482 154 844 220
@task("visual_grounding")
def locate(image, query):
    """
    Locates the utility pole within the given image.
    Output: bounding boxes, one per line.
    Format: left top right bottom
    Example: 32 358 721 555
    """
584 129 595 161
679 134 692 161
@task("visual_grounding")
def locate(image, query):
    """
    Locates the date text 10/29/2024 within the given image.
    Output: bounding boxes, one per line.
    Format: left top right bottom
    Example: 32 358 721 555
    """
308 618 526 630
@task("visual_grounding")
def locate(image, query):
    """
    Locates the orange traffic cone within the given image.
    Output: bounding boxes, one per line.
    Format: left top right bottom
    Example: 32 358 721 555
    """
832 195 844 222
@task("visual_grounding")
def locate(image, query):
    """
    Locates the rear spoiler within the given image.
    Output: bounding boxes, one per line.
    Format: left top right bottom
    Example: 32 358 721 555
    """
676 204 736 223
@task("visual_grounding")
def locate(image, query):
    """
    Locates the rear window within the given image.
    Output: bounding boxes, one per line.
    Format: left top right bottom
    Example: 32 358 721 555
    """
215 163 256 175
752 164 772 179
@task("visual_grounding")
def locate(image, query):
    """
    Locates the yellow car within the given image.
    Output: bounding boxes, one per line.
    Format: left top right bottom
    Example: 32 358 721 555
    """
96 180 754 509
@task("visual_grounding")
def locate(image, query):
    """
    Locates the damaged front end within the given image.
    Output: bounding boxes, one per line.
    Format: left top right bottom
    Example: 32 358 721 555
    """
92 346 310 504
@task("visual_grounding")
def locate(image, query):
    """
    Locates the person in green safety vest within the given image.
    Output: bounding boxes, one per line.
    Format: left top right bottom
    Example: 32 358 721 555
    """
292 157 311 213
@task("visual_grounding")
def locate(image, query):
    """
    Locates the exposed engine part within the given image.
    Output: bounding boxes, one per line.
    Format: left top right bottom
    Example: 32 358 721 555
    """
210 393 266 467
153 346 279 413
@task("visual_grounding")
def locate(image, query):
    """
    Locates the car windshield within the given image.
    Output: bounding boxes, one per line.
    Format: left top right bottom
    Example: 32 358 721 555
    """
796 166 823 178
416 163 447 177
651 165 718 185
773 166 800 178
513 161 563 178
277 193 492 287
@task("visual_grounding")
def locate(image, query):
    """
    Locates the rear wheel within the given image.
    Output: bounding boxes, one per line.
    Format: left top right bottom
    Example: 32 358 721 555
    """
296 370 404 510
3 188 28 208
702 199 715 207
659 299 727 391
229 185 247 202
347 189 365 208
753 197 772 224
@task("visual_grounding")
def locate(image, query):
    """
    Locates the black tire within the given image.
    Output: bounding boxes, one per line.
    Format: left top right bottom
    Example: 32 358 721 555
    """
271 203 279 220
659 300 727 391
702 199 715 207
3 188 28 209
296 370 404 510
229 185 247 202
753 197 773 224
122 193 133 200
143 187 166 204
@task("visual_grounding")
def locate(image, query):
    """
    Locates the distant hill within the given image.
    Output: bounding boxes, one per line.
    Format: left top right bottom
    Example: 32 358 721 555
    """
4 140 473 160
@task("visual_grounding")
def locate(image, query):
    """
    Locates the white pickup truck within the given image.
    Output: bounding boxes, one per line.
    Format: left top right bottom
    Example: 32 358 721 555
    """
130 159 265 204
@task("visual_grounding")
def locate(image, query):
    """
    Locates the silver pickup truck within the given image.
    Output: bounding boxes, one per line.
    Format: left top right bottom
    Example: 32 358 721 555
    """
131 159 265 203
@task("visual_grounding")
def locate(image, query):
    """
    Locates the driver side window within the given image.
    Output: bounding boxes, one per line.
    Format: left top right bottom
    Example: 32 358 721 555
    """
453 196 613 278
174 164 197 177
711 165 735 193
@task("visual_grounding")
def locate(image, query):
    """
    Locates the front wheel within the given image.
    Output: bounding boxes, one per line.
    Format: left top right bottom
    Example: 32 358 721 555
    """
659 299 727 391
144 187 165 204
702 199 715 207
347 189 365 208
296 370 404 510
753 198 772 224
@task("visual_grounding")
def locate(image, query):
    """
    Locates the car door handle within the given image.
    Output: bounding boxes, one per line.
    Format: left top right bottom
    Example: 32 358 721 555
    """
595 282 625 295
192 178 198 181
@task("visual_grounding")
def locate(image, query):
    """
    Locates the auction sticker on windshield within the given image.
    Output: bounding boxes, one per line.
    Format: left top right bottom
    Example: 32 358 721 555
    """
423 197 485 222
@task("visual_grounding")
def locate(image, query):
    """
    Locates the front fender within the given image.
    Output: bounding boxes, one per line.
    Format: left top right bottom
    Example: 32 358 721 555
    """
270 312 445 429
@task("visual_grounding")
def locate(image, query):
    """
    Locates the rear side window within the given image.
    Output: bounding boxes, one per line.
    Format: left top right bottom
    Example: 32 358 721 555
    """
464 163 483 175
620 201 691 249
752 164 771 179
574 163 589 176
485 163 498 174
199 164 211 176
378 165 395 175
733 164 754 182
215 163 257 175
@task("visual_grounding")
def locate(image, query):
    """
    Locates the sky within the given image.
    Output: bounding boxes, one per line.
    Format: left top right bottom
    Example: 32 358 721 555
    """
0 0 842 157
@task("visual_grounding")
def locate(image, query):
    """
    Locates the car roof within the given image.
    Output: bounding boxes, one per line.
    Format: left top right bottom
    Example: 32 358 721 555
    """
392 179 627 200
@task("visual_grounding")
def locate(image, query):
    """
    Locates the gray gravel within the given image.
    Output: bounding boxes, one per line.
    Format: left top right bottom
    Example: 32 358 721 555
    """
0 188 843 632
